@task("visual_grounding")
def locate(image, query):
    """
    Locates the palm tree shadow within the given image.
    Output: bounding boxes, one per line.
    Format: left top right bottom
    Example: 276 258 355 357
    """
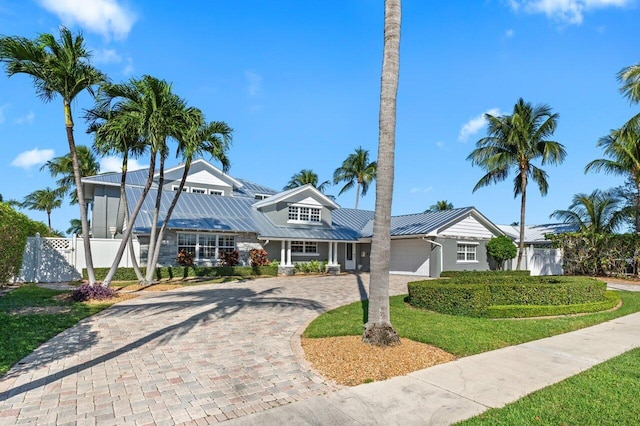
355 272 369 324
0 285 325 402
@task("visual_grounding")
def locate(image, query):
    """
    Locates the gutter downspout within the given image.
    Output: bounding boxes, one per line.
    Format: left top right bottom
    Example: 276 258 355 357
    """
422 236 443 277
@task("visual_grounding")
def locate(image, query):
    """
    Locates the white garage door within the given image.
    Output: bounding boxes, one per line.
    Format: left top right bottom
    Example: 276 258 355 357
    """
390 238 430 276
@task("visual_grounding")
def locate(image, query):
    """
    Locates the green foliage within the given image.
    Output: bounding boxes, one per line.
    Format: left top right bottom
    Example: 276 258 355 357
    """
0 204 51 284
548 232 639 276
486 236 518 269
293 260 327 274
84 264 278 281
440 270 531 278
0 284 112 375
407 276 607 317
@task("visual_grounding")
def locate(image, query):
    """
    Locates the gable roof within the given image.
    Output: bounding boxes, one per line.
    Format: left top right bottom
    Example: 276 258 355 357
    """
498 223 578 244
360 207 503 238
161 159 244 189
252 184 340 210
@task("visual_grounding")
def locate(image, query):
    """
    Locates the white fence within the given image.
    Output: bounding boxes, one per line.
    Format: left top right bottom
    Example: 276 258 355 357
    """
17 235 141 283
509 246 563 276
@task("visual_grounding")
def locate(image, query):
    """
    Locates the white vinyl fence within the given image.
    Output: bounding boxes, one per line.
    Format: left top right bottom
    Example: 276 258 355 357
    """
509 246 564 276
17 234 141 283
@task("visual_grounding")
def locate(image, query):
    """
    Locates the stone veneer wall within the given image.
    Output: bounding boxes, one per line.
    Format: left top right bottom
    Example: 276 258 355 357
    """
137 231 263 266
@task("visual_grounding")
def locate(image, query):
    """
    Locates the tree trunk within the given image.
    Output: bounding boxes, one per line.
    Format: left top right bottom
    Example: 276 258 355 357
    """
64 100 96 285
101 154 156 287
516 171 527 271
144 154 166 283
148 161 192 275
363 0 401 347
355 181 361 210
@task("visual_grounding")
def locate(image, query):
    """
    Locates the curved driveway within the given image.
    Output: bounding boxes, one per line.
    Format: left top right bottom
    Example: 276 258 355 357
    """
0 274 416 425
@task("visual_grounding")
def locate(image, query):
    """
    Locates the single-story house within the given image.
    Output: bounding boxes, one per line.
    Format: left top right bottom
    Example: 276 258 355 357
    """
82 159 507 277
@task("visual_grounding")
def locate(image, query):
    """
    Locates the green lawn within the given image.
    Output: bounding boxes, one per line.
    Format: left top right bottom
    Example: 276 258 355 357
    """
0 284 114 376
456 348 640 425
304 290 640 356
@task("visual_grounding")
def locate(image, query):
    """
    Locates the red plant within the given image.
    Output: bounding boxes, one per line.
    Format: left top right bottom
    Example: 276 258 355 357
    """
219 250 240 267
249 249 270 267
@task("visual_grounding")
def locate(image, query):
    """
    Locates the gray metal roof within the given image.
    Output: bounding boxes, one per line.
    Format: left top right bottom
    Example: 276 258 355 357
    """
360 207 476 237
233 179 278 198
83 169 156 188
498 223 578 244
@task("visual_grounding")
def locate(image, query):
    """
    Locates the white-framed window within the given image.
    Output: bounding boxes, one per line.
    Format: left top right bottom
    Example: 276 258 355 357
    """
457 243 478 262
209 189 224 196
172 185 189 192
288 205 321 223
254 194 271 200
191 187 206 194
177 233 236 262
291 240 318 255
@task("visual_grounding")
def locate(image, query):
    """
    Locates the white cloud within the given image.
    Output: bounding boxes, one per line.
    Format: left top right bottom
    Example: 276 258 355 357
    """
15 111 35 125
123 57 134 76
507 0 632 25
410 186 433 194
0 103 9 124
37 0 137 40
505 28 515 38
11 148 55 169
100 156 145 173
245 71 263 96
458 108 502 142
436 141 445 149
93 48 122 64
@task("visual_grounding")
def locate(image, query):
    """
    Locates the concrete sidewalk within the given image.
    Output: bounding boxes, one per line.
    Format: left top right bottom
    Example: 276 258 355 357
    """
227 311 640 425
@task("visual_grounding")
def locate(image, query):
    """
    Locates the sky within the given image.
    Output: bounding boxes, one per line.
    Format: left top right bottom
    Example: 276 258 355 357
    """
1 0 639 234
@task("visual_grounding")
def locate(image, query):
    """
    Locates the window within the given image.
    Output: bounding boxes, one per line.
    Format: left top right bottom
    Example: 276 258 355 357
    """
288 206 321 223
172 185 189 192
209 189 224 196
291 241 318 255
254 194 271 200
457 243 477 262
177 233 236 262
191 187 206 194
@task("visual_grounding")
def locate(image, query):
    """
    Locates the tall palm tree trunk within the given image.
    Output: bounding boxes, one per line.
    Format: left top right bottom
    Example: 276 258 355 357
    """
363 0 401 346
145 154 166 283
148 162 192 272
355 182 361 210
119 155 144 282
516 171 527 270
65 102 97 285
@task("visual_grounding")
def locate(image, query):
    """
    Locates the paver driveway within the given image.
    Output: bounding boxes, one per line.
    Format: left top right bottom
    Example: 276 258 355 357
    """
0 274 416 425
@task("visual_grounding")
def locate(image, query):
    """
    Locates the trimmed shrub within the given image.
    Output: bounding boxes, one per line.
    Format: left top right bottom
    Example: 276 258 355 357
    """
407 276 607 318
71 284 117 302
83 264 278 281
440 270 531 278
0 203 51 284
485 291 620 318
486 236 517 270
219 250 240 267
249 249 270 267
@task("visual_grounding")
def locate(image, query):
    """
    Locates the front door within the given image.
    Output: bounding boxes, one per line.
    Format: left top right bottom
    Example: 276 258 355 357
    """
345 242 356 270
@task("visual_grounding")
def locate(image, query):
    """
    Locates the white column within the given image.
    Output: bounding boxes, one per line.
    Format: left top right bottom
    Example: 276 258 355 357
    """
286 241 292 266
333 242 338 265
328 242 334 266
280 240 285 265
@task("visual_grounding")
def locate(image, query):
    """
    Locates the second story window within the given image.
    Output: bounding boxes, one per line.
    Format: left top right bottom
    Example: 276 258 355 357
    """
288 205 321 223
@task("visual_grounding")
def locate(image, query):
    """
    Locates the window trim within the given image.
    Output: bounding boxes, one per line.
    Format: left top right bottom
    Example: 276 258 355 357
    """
287 205 322 224
190 187 207 194
456 242 478 263
291 240 319 256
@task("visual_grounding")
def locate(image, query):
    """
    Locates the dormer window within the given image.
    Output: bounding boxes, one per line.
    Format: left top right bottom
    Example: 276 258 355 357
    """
172 185 189 192
209 189 224 196
288 205 321 223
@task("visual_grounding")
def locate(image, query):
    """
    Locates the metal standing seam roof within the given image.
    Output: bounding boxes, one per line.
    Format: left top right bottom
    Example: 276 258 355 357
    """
498 223 578 244
83 169 154 188
360 207 476 238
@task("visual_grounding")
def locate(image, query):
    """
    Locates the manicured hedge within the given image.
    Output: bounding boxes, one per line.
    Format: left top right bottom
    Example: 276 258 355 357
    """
440 270 531 278
407 276 607 318
485 291 620 318
0 203 51 284
83 264 279 281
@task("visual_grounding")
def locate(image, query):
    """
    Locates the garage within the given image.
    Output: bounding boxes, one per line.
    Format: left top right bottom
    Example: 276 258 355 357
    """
389 238 431 276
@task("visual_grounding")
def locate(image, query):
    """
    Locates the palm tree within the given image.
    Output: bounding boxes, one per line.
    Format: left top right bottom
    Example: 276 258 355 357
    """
41 145 101 203
427 200 453 212
618 62 640 132
145 111 233 283
550 189 627 234
21 187 63 230
467 98 566 270
363 0 402 347
333 147 377 209
90 75 186 286
0 27 105 285
284 169 330 193
585 127 640 233
66 218 83 236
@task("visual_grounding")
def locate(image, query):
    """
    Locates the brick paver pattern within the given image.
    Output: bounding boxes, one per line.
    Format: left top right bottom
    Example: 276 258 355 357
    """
0 274 415 425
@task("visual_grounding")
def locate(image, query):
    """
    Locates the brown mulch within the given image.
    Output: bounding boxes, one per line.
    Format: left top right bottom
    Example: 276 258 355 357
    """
301 336 456 386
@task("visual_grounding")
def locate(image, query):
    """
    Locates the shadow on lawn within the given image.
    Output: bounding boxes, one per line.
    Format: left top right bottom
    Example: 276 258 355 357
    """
0 284 325 401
